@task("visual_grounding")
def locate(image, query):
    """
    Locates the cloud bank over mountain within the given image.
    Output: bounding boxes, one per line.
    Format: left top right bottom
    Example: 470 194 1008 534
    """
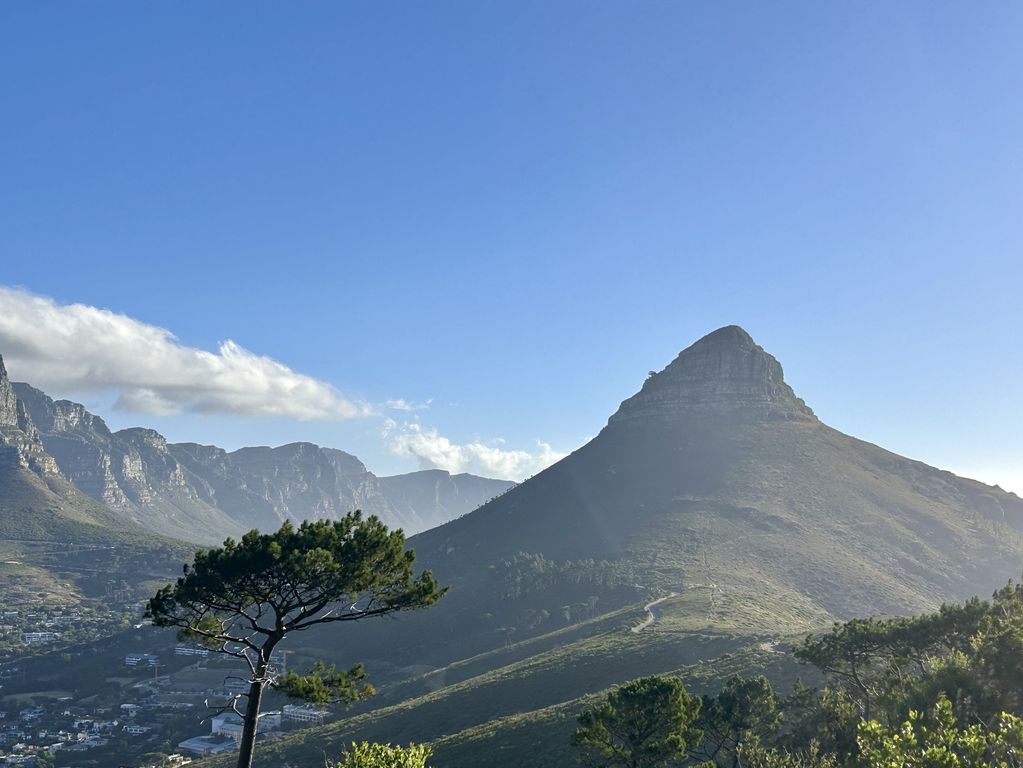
0 286 368 420
383 419 566 481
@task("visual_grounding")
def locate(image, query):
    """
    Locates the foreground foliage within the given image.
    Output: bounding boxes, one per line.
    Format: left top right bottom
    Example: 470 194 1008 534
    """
791 578 1023 754
331 741 433 768
858 695 1023 768
566 576 1023 768
571 675 704 768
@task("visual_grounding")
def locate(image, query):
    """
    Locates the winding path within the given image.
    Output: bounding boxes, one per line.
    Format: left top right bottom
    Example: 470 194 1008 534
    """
631 592 679 633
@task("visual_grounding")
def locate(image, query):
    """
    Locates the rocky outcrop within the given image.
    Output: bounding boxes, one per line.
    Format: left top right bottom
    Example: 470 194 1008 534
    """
0 357 59 476
0 355 19 429
13 384 113 436
113 428 214 511
169 441 394 532
13 383 127 505
608 325 816 426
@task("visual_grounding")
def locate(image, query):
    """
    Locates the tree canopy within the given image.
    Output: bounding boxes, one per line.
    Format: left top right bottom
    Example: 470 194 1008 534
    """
146 512 445 768
571 675 704 768
568 576 1023 768
858 695 1023 768
698 674 780 767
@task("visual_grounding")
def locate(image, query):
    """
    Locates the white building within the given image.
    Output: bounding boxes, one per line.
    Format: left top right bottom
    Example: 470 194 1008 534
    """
282 704 328 726
174 645 209 657
211 712 280 742
177 735 236 757
125 653 160 667
3 756 38 766
20 632 61 644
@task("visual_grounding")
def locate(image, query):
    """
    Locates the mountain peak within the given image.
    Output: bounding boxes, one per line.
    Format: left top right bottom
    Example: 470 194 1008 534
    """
607 326 815 425
692 324 757 348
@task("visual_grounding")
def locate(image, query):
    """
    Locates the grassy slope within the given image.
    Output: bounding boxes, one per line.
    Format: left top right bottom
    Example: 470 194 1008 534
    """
209 600 817 768
204 616 727 764
0 462 172 546
0 557 82 605
427 643 816 768
0 463 195 611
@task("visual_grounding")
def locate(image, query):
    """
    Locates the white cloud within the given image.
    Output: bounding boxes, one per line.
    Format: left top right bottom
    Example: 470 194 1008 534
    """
382 419 566 481
384 398 432 412
0 286 369 420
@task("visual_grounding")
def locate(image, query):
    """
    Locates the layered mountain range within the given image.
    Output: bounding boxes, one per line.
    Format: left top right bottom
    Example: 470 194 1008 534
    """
0 356 514 545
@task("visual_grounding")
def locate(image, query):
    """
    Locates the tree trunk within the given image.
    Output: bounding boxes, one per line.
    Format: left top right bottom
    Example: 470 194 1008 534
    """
236 672 266 768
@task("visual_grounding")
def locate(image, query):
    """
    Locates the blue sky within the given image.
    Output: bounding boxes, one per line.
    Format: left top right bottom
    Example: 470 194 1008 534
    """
1 3 1021 489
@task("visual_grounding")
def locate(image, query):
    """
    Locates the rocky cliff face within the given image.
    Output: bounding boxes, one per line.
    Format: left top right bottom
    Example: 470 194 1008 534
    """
13 383 127 506
169 441 395 532
0 355 19 430
168 442 515 534
0 358 59 476
6 367 511 542
608 325 815 426
13 384 112 436
113 427 218 512
12 383 246 543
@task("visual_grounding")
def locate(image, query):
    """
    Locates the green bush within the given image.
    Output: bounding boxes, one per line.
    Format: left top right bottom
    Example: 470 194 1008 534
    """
332 741 433 768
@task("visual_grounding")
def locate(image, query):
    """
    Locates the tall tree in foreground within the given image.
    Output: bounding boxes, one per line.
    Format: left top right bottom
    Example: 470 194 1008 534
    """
146 513 445 768
571 675 704 768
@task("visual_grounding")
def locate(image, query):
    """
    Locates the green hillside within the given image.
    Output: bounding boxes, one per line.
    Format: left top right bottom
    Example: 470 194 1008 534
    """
0 461 179 546
0 467 194 603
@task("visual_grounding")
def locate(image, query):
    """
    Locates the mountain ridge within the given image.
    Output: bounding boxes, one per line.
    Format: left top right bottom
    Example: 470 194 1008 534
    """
3 357 515 545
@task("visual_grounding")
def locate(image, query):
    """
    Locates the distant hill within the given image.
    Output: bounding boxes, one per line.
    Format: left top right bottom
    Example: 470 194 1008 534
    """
6 365 514 545
378 469 517 533
241 325 1023 768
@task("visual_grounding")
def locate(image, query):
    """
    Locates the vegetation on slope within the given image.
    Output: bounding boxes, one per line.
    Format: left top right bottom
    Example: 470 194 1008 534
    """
195 571 1023 768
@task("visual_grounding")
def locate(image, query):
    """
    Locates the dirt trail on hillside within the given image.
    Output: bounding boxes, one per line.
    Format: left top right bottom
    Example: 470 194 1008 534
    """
631 592 679 633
